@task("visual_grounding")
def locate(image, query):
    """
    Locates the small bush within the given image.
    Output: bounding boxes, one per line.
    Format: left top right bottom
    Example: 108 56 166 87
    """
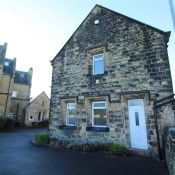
37 120 49 127
50 134 109 152
5 117 15 131
35 132 50 145
108 143 128 156
0 116 7 130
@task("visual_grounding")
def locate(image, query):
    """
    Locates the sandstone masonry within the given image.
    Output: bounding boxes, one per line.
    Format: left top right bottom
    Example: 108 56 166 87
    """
49 5 175 156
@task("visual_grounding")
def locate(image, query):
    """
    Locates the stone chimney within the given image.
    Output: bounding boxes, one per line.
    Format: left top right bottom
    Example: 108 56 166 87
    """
28 67 33 86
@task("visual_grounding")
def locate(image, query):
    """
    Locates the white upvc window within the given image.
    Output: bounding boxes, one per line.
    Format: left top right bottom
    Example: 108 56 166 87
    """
66 103 75 126
92 101 107 127
12 91 17 98
38 112 45 122
29 115 34 120
93 54 104 75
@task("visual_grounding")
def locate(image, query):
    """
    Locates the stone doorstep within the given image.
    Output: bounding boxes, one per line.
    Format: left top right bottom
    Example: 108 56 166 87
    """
128 148 150 157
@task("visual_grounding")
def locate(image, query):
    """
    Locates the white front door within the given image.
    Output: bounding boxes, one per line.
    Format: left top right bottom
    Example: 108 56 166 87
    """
128 100 147 149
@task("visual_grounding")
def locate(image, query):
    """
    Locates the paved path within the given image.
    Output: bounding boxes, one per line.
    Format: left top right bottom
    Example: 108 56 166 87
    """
0 128 168 175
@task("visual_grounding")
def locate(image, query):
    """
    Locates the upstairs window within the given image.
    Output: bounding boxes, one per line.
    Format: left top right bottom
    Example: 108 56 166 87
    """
66 103 75 126
20 73 25 78
4 61 9 66
92 101 107 127
12 91 17 98
93 54 104 75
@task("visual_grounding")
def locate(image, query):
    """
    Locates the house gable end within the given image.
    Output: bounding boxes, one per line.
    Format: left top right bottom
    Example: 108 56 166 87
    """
51 4 170 64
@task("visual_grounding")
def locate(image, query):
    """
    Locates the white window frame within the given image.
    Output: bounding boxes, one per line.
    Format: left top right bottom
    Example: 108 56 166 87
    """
92 101 107 127
38 112 46 122
66 103 75 126
93 54 104 75
8 113 13 118
29 115 34 120
4 61 9 66
12 91 17 98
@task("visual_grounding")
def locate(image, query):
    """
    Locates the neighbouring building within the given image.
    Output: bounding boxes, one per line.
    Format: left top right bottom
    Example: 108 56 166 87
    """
9 68 33 124
24 91 50 126
0 42 50 126
0 56 16 117
0 43 7 80
49 5 175 156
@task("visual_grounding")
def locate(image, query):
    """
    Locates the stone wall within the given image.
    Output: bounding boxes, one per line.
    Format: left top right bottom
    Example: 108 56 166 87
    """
0 75 14 116
164 126 175 175
25 92 50 126
49 5 174 156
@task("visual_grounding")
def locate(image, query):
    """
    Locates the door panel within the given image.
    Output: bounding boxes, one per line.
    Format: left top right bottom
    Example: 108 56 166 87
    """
129 100 147 149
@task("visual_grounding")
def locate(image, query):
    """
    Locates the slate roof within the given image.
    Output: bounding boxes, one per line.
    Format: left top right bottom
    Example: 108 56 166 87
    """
3 58 15 76
14 70 31 86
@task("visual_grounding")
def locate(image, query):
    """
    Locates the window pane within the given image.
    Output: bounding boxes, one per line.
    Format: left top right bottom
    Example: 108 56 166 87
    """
94 59 104 74
93 109 106 126
129 100 143 106
68 117 75 125
135 112 139 126
94 102 105 108
12 91 17 97
67 103 75 108
4 61 9 66
94 54 103 60
67 109 75 125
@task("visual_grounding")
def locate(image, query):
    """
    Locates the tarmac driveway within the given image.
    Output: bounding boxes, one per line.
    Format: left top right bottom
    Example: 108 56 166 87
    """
0 128 168 175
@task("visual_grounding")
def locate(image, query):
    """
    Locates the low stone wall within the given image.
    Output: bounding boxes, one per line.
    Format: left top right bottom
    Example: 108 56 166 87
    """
164 126 175 175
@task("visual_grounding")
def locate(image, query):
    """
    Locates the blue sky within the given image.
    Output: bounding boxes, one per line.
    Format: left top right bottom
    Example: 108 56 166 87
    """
0 0 174 98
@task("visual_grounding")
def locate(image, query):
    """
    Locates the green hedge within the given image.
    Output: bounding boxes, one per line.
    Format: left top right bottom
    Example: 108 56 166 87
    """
108 143 128 156
35 132 50 145
0 116 7 130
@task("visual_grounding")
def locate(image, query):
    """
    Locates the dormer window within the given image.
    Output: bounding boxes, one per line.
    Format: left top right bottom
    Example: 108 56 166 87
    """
4 61 9 66
20 73 25 78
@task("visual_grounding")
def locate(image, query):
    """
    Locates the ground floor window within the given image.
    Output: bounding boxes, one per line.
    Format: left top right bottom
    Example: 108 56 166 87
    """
38 112 45 121
66 103 75 126
29 115 34 120
92 101 106 127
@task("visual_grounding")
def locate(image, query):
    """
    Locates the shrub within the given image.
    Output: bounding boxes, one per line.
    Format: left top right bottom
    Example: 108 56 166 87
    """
0 116 7 130
35 132 50 145
108 143 128 156
37 120 49 127
5 117 15 131
50 134 108 152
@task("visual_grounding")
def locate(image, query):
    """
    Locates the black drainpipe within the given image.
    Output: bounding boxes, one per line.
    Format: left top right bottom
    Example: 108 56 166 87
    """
4 74 12 117
153 103 161 160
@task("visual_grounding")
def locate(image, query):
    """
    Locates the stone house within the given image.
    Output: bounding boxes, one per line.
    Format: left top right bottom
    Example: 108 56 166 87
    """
9 68 33 124
0 53 16 117
24 91 50 126
0 43 7 80
49 5 175 156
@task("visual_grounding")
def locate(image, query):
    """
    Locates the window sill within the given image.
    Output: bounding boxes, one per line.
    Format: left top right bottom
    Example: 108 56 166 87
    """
59 125 77 130
86 71 108 78
86 127 109 132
